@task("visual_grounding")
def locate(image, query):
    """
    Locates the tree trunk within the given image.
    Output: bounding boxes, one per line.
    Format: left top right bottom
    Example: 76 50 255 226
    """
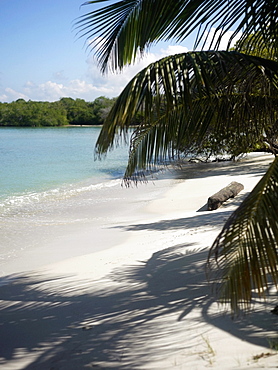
207 181 244 210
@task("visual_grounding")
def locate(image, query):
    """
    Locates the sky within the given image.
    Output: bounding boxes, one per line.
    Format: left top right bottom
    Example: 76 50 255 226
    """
0 0 240 103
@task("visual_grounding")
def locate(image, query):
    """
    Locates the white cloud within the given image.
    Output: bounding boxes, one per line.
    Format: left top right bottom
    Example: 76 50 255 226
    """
202 28 243 50
85 43 190 97
24 81 35 88
86 52 158 93
0 94 8 102
52 70 68 81
0 43 198 103
4 88 29 101
1 79 115 103
160 45 189 55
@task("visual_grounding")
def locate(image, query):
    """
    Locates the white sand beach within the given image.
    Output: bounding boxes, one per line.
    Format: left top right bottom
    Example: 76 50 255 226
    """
0 153 278 369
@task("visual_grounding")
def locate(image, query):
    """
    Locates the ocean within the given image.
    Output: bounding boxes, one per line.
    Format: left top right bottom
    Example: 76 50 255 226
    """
0 126 130 200
0 126 135 274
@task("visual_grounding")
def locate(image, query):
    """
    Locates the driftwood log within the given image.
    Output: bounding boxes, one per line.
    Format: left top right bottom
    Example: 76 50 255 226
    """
207 181 244 211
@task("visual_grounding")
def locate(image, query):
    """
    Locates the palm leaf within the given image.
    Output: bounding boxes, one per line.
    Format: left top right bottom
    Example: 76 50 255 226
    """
95 51 278 179
77 0 278 72
207 156 278 313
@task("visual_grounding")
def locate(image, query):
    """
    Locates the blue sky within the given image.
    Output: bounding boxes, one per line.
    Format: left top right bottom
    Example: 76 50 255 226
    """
0 0 238 103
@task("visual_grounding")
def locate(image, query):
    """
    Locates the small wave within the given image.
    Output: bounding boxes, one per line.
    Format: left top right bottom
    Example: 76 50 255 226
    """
0 178 122 218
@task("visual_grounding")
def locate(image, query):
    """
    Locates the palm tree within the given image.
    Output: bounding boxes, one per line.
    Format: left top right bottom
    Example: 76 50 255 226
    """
77 0 278 313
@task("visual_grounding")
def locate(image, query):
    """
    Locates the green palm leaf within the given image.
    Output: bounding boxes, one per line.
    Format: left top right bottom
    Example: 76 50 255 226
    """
95 51 278 179
207 156 278 313
77 0 278 72
77 0 278 313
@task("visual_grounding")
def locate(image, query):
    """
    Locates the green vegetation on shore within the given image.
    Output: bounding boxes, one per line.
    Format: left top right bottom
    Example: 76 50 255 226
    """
0 96 116 127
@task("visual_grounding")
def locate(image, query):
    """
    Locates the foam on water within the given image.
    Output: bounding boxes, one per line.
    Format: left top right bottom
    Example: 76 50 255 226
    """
0 127 131 271
0 178 123 217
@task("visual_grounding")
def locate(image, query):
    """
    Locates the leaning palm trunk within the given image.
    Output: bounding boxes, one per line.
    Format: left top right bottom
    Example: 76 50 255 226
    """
207 156 278 313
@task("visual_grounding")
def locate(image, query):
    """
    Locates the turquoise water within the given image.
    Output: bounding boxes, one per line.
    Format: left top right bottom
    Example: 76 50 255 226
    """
0 126 133 269
0 126 177 275
0 126 129 200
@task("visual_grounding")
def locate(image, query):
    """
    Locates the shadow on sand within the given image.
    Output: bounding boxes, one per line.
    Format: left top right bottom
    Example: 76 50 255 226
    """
0 155 276 368
0 243 276 369
169 154 273 181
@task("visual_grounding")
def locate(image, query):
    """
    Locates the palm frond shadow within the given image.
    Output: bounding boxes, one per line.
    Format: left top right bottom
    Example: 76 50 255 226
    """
129 153 273 186
171 155 273 181
113 210 232 232
0 245 276 369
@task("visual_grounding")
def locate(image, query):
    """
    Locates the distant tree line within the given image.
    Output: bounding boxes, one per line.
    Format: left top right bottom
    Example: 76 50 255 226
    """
0 96 121 127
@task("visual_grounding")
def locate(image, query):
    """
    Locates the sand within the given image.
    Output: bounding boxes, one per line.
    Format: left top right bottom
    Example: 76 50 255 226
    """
0 153 277 369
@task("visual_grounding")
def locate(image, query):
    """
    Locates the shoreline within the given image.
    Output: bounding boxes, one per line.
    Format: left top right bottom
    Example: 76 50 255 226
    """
0 152 277 369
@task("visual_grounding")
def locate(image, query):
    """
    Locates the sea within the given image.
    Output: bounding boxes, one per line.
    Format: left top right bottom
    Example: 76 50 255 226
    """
0 126 130 201
0 126 136 274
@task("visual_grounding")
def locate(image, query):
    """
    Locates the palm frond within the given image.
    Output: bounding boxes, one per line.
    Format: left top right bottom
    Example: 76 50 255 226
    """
76 0 278 72
95 51 278 179
207 156 278 313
